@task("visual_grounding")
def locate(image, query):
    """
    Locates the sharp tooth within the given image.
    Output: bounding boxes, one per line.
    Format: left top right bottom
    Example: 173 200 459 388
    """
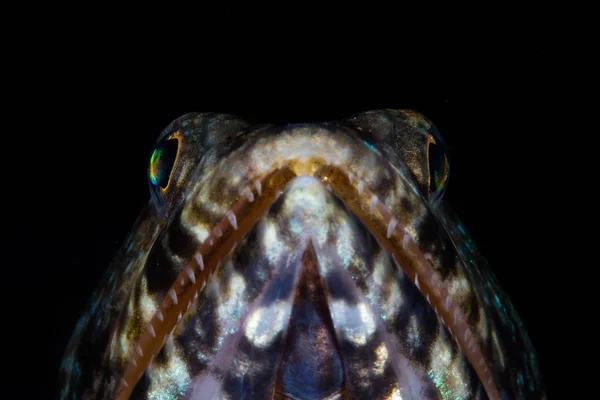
387 217 398 238
454 308 459 324
136 345 143 357
487 377 493 385
370 195 378 213
186 267 196 284
403 232 410 249
148 324 156 338
180 277 185 286
479 358 485 367
157 310 164 321
132 359 137 368
358 180 364 194
195 253 204 271
445 296 452 311
348 174 354 184
464 330 471 342
209 239 214 246
193 290 199 300
255 181 262 195
201 280 206 291
169 289 178 305
214 226 223 237
426 293 430 304
177 312 182 322
245 188 254 202
120 378 129 389
415 273 420 289
186 300 191 312
227 211 238 230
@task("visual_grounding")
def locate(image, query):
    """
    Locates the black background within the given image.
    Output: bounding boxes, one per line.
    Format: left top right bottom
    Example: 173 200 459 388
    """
5 7 570 399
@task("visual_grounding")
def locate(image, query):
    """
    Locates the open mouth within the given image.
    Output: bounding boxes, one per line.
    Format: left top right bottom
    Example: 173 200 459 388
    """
115 125 499 399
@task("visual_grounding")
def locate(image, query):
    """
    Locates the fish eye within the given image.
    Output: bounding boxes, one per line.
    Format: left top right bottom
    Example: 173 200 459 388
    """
149 137 179 190
427 138 449 199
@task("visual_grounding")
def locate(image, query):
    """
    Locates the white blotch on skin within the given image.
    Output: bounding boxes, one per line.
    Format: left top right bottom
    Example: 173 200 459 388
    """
334 216 353 268
244 301 292 348
370 253 402 320
139 276 158 323
262 221 284 265
330 300 376 346
147 342 191 400
427 323 471 399
373 343 389 375
216 269 247 332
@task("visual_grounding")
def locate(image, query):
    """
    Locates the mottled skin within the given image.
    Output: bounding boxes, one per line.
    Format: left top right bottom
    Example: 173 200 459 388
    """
59 110 545 399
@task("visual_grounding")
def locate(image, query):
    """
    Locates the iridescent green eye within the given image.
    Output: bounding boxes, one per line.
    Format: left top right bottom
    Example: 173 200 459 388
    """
149 138 179 189
427 139 449 197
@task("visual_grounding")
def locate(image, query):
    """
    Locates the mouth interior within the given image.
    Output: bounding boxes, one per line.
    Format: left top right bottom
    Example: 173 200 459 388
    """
115 162 498 400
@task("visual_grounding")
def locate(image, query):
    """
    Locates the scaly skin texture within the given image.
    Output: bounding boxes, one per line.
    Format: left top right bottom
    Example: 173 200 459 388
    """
59 110 545 399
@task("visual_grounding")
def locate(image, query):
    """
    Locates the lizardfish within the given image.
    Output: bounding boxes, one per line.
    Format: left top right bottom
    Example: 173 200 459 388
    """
59 110 545 399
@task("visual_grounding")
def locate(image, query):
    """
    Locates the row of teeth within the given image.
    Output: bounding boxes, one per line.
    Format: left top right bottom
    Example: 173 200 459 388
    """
121 177 263 392
121 167 493 394
365 172 492 388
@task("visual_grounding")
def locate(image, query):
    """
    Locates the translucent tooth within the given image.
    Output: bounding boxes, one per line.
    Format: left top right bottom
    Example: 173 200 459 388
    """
387 217 398 238
255 181 262 195
358 180 364 194
195 253 204 271
370 195 378 213
227 211 238 230
415 273 420 289
169 289 178 305
214 226 223 237
157 310 164 321
186 267 196 284
148 324 156 338
136 345 143 357
245 187 254 202
120 378 129 388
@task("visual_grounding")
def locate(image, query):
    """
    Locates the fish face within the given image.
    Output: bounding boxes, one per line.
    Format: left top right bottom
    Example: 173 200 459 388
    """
59 110 544 400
